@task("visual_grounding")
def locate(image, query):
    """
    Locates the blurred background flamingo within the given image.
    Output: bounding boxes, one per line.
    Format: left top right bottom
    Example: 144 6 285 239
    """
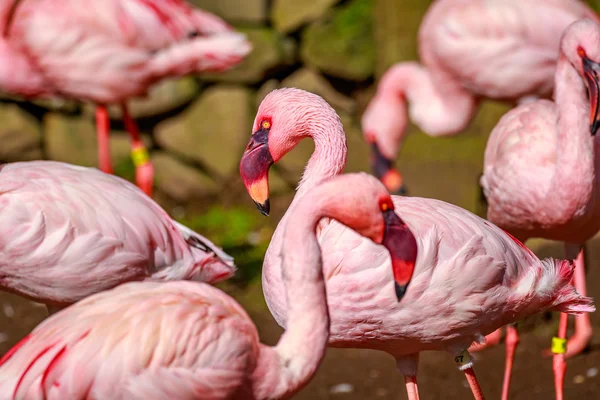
0 0 251 196
0 160 235 314
239 88 594 400
0 173 405 400
361 0 599 195
481 18 600 400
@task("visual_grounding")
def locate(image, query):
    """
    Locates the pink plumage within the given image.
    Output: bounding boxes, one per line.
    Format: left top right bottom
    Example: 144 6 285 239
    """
0 173 405 400
0 160 235 309
239 88 594 399
361 0 599 194
0 0 252 196
481 18 600 398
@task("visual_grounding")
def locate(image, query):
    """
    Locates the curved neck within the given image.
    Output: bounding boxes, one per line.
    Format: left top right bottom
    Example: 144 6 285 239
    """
379 62 476 136
252 196 330 399
295 120 347 198
552 54 597 206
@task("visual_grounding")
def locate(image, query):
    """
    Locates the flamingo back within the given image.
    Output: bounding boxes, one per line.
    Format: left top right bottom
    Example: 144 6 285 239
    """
0 281 259 399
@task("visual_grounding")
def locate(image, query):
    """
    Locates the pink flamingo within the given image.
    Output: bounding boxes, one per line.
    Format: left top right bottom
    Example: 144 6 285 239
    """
0 160 235 314
361 0 599 195
239 88 594 400
481 18 600 400
0 0 251 196
0 173 407 399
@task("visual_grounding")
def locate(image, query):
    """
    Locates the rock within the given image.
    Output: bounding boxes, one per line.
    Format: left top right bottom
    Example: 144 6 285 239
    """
44 113 151 170
0 92 80 114
200 28 296 84
272 0 340 33
0 104 43 162
188 0 267 24
301 0 375 81
374 0 429 78
152 152 217 203
281 68 356 113
155 85 252 178
84 77 200 120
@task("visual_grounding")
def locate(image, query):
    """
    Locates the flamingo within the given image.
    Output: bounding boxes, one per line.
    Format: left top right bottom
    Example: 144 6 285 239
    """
0 0 252 196
361 0 599 195
0 160 235 314
0 173 408 399
481 18 600 400
239 88 594 400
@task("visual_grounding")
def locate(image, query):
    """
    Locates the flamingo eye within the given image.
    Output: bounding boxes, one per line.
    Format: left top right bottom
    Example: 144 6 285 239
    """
379 197 394 212
578 46 586 58
261 121 271 130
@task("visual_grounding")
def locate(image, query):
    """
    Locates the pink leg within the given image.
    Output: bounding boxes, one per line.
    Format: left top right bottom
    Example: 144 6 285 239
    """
464 367 485 400
404 375 420 400
564 246 592 358
96 105 113 174
469 328 502 352
553 313 568 400
501 324 519 400
121 104 154 197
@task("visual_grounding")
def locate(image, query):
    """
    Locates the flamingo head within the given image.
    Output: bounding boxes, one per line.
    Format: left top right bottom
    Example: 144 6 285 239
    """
562 19 600 136
361 90 408 196
240 88 340 216
294 173 418 301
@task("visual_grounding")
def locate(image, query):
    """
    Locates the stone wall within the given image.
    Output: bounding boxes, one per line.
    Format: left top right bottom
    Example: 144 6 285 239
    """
1 0 596 211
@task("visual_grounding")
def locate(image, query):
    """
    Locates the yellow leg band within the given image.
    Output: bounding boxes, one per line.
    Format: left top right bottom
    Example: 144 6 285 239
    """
551 337 567 354
454 350 472 369
131 147 150 167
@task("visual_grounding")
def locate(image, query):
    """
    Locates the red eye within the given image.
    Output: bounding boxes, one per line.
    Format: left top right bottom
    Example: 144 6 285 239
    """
578 46 586 58
379 197 394 212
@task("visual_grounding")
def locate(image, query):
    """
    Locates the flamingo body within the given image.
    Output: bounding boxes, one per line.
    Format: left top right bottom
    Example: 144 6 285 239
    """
0 161 235 307
362 0 599 193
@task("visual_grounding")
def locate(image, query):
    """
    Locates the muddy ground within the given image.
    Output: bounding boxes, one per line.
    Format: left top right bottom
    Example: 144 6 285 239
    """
2 236 600 399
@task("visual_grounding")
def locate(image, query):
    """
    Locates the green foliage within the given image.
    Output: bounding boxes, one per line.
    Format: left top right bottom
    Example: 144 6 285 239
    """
178 206 273 286
301 0 375 80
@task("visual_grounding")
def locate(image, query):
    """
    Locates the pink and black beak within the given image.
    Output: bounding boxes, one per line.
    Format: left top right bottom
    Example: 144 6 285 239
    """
240 126 274 216
582 54 600 136
382 209 417 301
371 143 408 196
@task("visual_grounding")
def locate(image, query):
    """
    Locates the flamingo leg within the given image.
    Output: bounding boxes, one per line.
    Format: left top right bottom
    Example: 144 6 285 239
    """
564 246 592 358
454 351 485 400
500 324 519 400
121 104 154 197
404 375 420 400
96 105 113 174
469 328 502 352
552 313 569 400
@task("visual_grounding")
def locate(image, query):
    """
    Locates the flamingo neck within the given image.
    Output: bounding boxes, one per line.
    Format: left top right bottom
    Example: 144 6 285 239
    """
252 197 330 399
553 54 598 205
379 62 476 137
294 120 347 198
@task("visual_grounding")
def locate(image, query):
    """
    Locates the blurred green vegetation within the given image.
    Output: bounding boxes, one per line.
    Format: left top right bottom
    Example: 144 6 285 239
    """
178 205 274 287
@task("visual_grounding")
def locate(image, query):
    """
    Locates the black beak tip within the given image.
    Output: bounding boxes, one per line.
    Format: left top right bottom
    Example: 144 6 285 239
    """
394 282 408 302
255 199 270 217
591 122 600 136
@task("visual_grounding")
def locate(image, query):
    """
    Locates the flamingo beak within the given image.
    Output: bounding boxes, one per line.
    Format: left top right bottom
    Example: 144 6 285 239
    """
382 209 417 301
582 55 600 136
240 128 273 216
371 143 408 196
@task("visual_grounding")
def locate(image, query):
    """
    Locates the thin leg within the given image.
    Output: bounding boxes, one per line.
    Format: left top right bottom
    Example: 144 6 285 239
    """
464 367 485 400
404 375 420 400
454 350 485 400
553 313 568 400
564 246 592 358
96 105 112 174
501 324 519 400
469 328 502 352
121 104 154 197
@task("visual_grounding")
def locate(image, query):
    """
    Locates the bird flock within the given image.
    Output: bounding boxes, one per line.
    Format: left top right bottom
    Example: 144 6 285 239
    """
0 0 598 399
